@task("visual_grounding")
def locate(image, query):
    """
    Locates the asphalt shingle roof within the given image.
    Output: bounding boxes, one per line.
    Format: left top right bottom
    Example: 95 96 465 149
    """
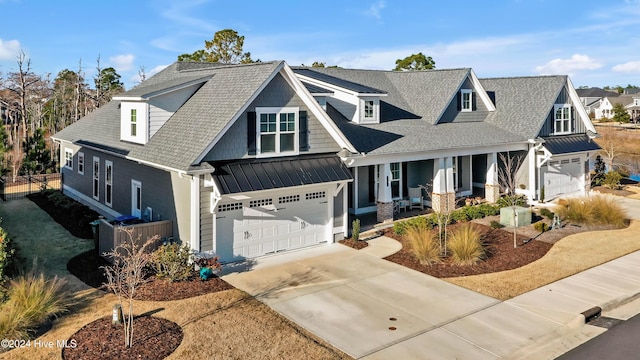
54 61 283 171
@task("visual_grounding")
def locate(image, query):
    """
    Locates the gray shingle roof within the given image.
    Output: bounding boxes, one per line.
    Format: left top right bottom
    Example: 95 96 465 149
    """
54 61 283 171
480 76 568 139
293 68 387 94
575 87 619 98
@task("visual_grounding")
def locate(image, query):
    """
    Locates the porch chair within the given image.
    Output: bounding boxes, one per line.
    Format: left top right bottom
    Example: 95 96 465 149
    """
408 187 424 210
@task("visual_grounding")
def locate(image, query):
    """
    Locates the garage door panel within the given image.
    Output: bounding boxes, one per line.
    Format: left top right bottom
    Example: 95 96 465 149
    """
542 158 582 199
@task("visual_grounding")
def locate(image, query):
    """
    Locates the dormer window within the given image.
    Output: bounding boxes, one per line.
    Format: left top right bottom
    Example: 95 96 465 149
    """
461 89 472 112
359 98 379 123
130 109 137 136
554 104 571 134
120 102 148 144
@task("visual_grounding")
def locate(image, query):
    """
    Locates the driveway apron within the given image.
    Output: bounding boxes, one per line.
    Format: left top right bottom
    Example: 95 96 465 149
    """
222 244 499 358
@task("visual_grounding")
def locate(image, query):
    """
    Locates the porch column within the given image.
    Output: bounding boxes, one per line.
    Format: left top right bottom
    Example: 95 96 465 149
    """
376 163 394 223
528 146 537 202
432 157 455 214
485 152 500 203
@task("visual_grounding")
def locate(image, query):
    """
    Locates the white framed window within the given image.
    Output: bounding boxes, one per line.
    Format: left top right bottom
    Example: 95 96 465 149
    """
359 98 379 123
390 162 401 199
130 109 137 137
461 89 472 112
64 148 73 170
92 157 100 200
256 107 298 156
77 152 84 175
105 160 113 207
554 104 571 134
364 100 374 119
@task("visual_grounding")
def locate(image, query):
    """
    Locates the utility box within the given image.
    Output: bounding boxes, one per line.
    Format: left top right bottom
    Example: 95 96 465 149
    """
500 206 532 227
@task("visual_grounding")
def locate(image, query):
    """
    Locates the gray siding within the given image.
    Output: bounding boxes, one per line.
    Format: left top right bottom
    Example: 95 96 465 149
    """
538 86 587 136
148 83 201 138
440 77 490 123
61 144 191 242
200 178 214 252
203 73 341 161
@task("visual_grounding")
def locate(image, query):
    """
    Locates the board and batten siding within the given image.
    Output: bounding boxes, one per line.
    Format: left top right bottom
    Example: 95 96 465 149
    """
199 178 214 252
440 77 490 124
148 83 202 138
202 73 341 161
538 86 588 136
60 143 192 242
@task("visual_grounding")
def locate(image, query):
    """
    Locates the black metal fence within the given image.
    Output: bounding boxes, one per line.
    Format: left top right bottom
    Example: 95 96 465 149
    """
0 173 62 201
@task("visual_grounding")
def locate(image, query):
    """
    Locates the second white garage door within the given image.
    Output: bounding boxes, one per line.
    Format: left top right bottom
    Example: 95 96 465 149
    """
541 158 582 200
216 189 329 261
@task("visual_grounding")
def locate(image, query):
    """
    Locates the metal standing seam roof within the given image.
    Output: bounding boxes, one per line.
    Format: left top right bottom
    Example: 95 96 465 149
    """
541 134 601 155
293 68 387 94
211 154 353 194
301 81 334 94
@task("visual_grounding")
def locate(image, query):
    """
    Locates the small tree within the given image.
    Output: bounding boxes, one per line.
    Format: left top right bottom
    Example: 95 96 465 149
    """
592 155 606 186
101 228 159 348
419 182 453 256
497 152 525 248
612 102 631 125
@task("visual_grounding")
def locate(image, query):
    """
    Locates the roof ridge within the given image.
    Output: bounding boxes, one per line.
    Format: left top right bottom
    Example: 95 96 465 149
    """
480 74 567 80
178 60 282 73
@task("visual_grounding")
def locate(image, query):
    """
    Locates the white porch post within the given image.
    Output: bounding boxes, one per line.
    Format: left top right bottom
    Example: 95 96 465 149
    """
528 146 537 201
376 163 394 222
190 175 200 252
485 152 500 203
432 157 455 213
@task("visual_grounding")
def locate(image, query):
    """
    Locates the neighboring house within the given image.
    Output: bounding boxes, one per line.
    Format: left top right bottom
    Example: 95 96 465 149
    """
576 87 619 118
595 95 638 121
53 61 600 263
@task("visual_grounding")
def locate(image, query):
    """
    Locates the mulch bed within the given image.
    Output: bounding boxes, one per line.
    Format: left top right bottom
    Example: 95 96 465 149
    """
338 239 369 250
383 223 553 278
28 192 99 239
62 316 183 360
67 250 234 301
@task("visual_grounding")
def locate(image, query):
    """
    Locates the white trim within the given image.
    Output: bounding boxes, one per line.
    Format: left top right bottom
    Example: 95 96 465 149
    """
113 76 213 101
105 160 113 207
468 69 496 112
125 156 186 176
131 180 142 218
553 104 572 135
255 106 299 157
566 78 596 133
190 175 200 251
77 152 84 175
460 89 472 112
92 156 100 201
63 184 121 219
294 73 388 98
64 148 74 170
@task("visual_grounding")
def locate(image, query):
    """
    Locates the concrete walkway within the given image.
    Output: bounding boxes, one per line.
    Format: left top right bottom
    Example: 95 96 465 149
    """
222 195 640 359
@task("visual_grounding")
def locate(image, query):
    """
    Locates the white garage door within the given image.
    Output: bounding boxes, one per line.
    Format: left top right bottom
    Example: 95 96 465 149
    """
216 189 329 261
542 158 582 199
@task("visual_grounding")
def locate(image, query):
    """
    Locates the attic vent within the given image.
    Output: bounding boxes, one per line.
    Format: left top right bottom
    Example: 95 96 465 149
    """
249 198 273 208
306 191 325 200
279 195 300 204
218 202 242 212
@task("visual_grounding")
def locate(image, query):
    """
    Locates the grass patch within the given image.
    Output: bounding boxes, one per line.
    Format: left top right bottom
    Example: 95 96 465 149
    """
406 225 441 265
447 223 485 266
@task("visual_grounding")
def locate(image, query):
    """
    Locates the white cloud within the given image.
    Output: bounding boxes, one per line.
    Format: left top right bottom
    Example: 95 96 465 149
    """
0 38 20 60
109 54 135 72
535 54 602 75
364 1 385 19
612 61 640 73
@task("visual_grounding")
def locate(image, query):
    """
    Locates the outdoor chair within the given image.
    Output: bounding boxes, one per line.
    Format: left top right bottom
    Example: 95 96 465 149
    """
408 187 424 210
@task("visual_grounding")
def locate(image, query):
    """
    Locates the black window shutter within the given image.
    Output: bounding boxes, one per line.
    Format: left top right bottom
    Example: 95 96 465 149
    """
402 162 408 197
299 110 309 151
456 92 461 111
472 92 477 111
247 111 256 155
368 165 375 202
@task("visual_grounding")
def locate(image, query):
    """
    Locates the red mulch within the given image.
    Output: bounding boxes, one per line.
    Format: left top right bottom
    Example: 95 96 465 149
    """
67 250 234 301
62 316 183 360
383 223 553 278
338 239 369 250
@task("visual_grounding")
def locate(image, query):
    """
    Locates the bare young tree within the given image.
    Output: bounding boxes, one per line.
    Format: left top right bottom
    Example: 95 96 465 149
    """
101 228 159 348
419 182 454 256
497 152 525 248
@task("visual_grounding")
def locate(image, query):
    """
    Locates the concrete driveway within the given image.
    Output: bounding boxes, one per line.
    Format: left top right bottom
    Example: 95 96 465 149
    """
222 244 503 358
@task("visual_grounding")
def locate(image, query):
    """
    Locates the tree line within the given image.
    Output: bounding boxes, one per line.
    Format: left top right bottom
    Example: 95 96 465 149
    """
0 53 124 178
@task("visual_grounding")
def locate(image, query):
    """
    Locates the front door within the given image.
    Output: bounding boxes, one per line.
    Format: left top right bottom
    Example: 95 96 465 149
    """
131 180 142 218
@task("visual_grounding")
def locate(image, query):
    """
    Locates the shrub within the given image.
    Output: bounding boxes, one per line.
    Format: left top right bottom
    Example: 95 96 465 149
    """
497 194 527 208
556 195 627 228
406 225 441 265
150 243 193 282
351 219 361 242
539 207 555 220
533 221 549 233
477 203 500 217
0 226 15 288
490 220 504 229
393 215 436 235
447 224 485 266
0 273 71 341
451 209 470 223
603 171 622 189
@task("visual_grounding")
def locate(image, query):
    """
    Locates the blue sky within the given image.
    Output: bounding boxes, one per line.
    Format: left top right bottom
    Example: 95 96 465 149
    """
1 0 640 89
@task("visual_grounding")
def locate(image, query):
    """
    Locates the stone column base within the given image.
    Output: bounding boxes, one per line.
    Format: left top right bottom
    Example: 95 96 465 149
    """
431 192 455 214
485 184 500 203
377 202 394 223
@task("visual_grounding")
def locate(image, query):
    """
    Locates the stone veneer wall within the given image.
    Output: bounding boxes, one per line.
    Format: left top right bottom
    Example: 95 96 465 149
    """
376 202 394 223
485 184 501 203
431 192 456 214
